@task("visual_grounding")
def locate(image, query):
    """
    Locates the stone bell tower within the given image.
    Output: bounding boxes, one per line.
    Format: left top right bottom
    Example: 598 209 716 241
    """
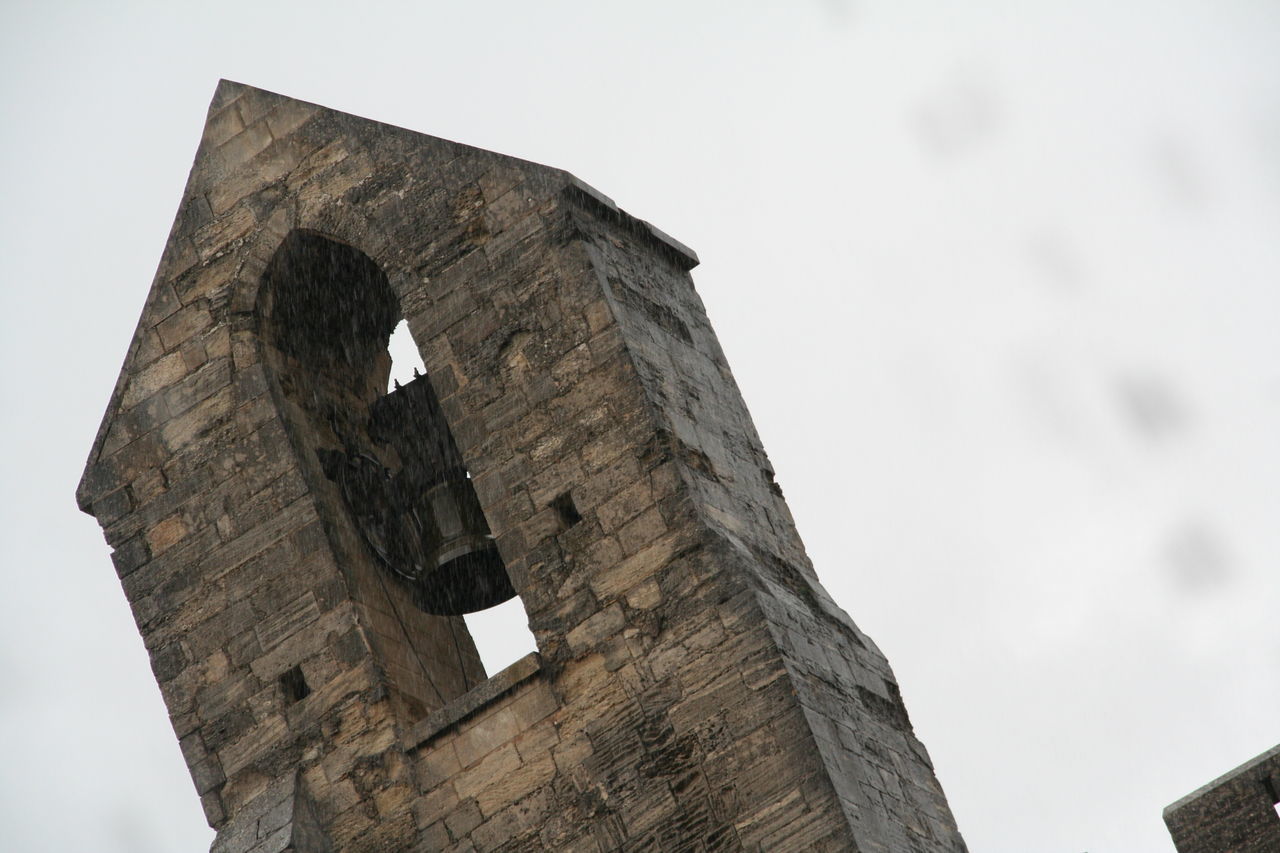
78 81 966 851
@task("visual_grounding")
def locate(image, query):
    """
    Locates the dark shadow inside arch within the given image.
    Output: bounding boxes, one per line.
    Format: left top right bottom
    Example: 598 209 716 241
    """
260 230 516 616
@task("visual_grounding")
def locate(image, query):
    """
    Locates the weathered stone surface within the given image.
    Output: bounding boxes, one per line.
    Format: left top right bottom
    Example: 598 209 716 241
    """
1165 744 1280 853
78 80 966 851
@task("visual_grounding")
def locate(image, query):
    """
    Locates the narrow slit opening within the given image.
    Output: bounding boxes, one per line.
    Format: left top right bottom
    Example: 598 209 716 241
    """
1264 775 1280 821
551 491 582 529
280 665 310 704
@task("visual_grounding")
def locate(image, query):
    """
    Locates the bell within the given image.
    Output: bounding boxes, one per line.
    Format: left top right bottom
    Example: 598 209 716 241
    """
369 370 517 616
413 476 514 615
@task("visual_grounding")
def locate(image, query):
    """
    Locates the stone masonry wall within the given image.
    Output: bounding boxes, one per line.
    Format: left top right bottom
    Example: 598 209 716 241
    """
79 81 965 851
1165 745 1280 853
570 190 964 851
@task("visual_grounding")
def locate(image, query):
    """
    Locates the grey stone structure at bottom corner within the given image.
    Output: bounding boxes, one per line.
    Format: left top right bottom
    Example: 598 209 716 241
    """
76 79 969 852
1164 744 1280 853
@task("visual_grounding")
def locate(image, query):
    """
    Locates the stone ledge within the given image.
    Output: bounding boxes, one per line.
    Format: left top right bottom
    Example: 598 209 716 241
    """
1164 742 1280 817
562 173 700 271
405 652 543 751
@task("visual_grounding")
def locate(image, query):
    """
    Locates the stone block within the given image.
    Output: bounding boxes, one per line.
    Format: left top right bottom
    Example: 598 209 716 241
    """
595 478 652 533
411 781 460 829
454 706 523 769
204 103 245 148
109 535 150 578
213 121 274 174
253 591 319 652
566 604 625 654
146 512 189 556
121 350 189 410
508 683 557 731
474 754 556 818
157 302 214 351
444 798 483 840
589 534 678 602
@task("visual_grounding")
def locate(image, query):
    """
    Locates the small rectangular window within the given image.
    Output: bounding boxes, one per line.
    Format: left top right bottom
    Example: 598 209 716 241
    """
280 665 310 704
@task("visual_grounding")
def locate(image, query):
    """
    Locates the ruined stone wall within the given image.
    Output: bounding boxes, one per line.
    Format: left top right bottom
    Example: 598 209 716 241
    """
79 81 965 851
1165 745 1280 853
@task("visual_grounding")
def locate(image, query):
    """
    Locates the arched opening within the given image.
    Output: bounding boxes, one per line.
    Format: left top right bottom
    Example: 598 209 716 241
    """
258 229 532 716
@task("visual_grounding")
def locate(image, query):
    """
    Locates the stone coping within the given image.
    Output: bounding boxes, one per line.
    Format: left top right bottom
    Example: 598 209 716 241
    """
562 174 700 271
404 652 543 751
1164 742 1280 816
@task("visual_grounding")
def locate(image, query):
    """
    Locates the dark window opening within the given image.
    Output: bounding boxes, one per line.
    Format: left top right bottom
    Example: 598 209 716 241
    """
551 491 582 529
280 665 310 704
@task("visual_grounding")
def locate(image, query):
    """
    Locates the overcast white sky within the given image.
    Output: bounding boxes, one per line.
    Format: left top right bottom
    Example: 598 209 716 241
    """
2 2 1278 851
